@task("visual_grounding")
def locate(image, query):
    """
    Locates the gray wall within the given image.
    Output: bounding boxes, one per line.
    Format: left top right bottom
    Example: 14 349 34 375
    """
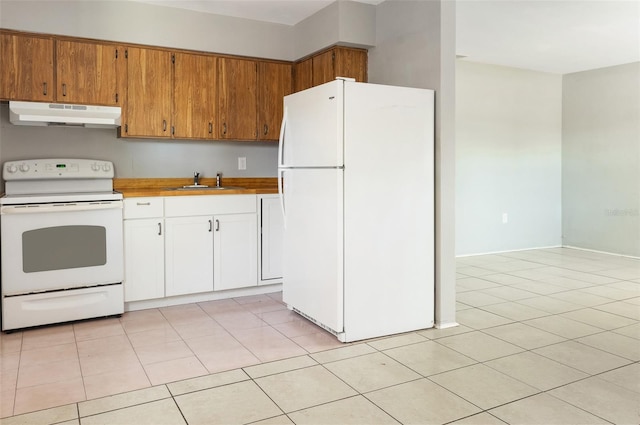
456 61 562 255
369 0 457 328
293 0 375 58
562 62 640 257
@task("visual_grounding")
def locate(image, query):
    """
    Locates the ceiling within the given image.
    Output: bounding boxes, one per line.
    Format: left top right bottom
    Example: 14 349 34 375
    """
130 0 640 74
130 0 382 25
457 0 640 74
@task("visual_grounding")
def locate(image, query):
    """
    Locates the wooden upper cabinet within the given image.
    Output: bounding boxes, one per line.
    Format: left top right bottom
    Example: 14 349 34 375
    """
123 47 172 138
0 32 54 102
293 57 312 93
334 47 367 83
56 40 119 105
305 46 368 88
173 52 217 140
258 61 292 141
312 49 334 86
218 57 257 140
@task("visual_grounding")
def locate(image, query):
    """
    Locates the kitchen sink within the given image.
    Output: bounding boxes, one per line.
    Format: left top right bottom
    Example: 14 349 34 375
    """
164 186 245 191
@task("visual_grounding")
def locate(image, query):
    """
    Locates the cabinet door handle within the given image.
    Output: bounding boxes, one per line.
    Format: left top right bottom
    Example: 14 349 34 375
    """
163 120 167 132
158 222 162 236
209 122 213 134
222 122 227 135
62 83 67 97
209 219 213 232
263 124 268 135
215 219 220 231
42 82 47 96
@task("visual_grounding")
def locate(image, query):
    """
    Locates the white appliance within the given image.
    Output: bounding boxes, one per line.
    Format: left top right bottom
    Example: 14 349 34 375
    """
278 78 435 342
9 101 121 128
1 159 124 331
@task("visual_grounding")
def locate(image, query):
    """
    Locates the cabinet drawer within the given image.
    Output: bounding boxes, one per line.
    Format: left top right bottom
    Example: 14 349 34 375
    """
124 197 164 219
165 195 256 217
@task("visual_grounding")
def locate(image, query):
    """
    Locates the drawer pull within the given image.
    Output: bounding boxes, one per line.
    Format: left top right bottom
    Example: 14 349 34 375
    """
136 202 151 206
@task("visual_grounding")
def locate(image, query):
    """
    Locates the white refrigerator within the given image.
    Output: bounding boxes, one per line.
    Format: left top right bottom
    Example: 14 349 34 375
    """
278 78 434 342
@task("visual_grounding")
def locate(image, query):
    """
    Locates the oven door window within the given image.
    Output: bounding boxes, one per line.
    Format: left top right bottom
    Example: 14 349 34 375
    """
23 225 107 273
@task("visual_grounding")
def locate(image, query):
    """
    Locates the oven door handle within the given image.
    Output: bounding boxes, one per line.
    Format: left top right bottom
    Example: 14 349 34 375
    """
1 201 123 214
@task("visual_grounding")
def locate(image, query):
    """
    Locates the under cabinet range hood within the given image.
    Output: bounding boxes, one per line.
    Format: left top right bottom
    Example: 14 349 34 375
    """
9 101 121 128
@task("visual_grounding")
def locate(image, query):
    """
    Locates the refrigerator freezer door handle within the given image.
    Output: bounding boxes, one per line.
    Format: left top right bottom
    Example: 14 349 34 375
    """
278 107 288 168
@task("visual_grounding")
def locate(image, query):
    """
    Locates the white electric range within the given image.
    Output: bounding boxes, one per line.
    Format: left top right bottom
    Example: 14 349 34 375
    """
1 158 124 331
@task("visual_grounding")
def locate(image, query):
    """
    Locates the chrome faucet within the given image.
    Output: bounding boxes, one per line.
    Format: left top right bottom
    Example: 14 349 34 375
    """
216 172 222 188
194 172 201 186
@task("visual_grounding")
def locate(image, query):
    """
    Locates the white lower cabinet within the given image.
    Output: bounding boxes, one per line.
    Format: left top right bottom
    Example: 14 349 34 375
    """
214 213 258 291
123 219 165 301
124 195 262 302
164 195 258 296
165 215 215 296
123 198 165 302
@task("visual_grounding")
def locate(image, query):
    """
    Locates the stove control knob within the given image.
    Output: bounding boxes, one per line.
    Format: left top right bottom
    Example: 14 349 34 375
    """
19 163 30 173
91 163 101 172
102 163 111 172
6 164 18 174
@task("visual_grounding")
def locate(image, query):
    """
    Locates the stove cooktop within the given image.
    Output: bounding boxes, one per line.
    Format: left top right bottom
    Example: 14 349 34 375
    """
2 159 119 203
0 191 123 206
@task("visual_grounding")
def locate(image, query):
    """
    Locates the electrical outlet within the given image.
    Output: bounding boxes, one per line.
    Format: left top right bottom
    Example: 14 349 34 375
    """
238 157 246 170
502 213 508 224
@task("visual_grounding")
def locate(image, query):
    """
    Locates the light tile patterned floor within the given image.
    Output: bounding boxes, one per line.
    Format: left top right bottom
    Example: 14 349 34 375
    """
1 247 639 424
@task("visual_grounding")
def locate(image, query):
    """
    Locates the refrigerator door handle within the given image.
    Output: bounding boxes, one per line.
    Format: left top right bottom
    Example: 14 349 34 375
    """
278 107 288 168
278 168 286 228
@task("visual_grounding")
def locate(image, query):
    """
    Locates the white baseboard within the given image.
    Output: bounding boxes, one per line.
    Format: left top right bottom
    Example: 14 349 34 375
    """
456 245 562 258
125 283 282 312
561 245 640 260
456 245 639 260
435 321 459 330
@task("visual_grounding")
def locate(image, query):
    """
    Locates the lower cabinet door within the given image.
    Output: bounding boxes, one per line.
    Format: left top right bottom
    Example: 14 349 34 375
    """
165 216 214 296
259 195 284 282
214 213 258 291
124 219 165 302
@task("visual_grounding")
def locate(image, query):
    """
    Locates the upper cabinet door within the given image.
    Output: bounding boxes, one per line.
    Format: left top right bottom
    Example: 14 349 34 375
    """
218 57 257 140
334 47 368 83
293 57 312 93
312 50 334 86
305 47 368 89
258 61 292 141
173 52 217 140
0 32 54 102
124 47 173 138
56 40 119 105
